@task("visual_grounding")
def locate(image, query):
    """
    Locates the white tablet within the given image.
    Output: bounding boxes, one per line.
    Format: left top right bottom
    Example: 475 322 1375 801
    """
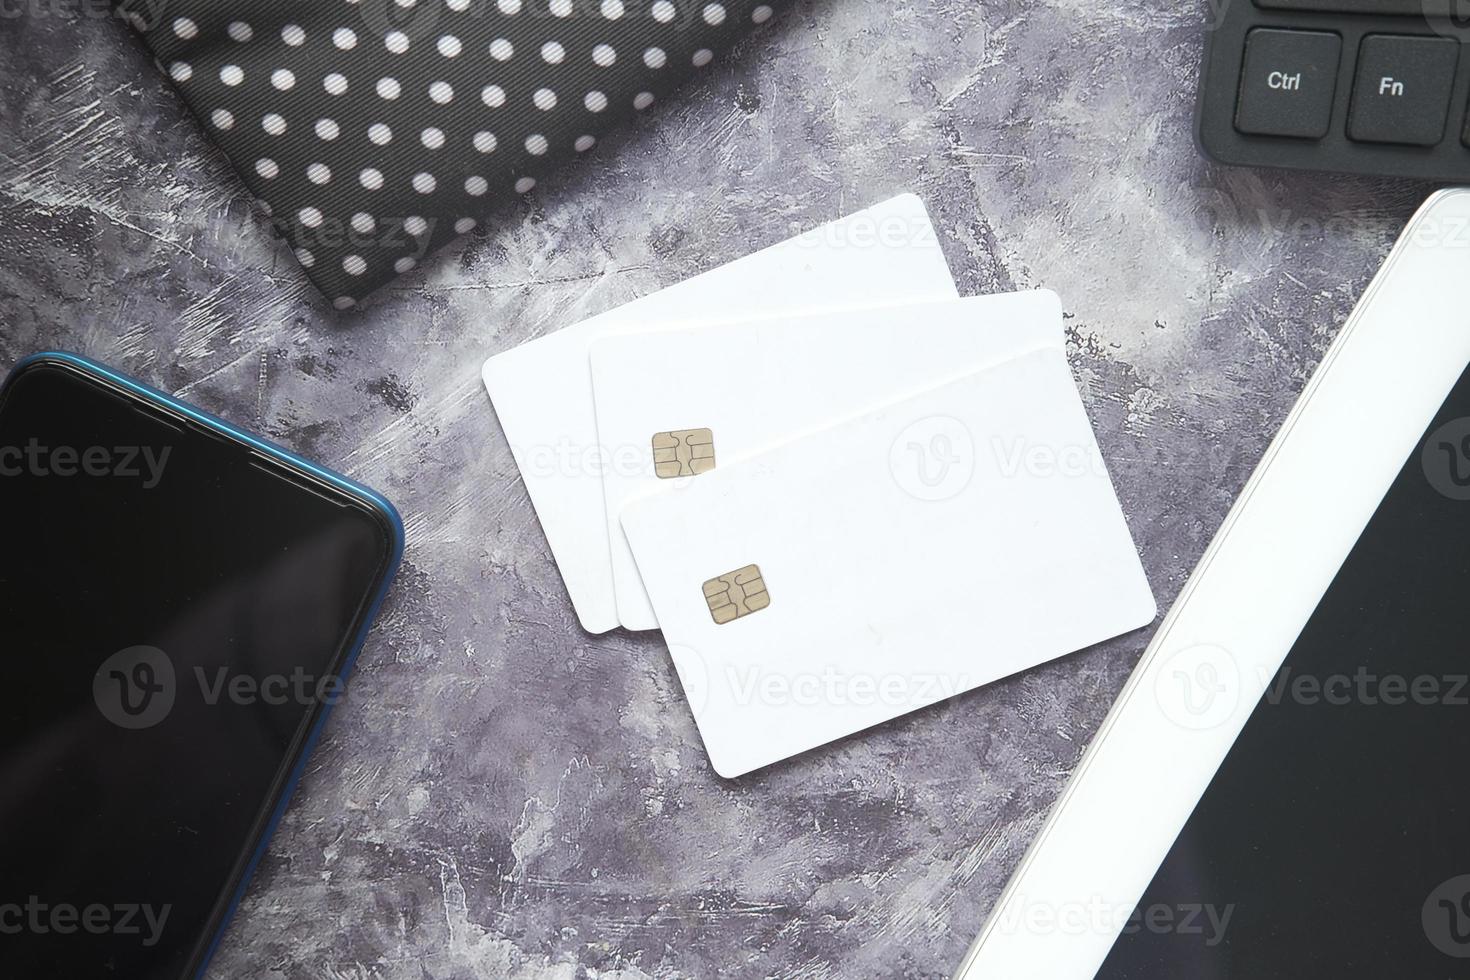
953 187 1470 979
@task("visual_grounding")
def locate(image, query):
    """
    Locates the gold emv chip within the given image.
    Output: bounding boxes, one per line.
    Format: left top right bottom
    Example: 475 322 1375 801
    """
653 428 716 479
703 564 770 625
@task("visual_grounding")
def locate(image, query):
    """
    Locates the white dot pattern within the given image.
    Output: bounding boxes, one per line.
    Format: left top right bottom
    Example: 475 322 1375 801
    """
135 0 785 302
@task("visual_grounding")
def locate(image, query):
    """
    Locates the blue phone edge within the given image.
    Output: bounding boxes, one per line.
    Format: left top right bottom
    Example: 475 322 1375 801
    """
4 351 407 979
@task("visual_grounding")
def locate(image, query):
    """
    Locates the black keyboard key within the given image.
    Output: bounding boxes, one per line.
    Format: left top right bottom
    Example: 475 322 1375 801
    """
1235 29 1342 139
1348 35 1461 146
1256 0 1434 13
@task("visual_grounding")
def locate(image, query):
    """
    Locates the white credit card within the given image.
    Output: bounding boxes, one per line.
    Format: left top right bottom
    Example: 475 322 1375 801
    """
620 346 1157 778
482 194 958 634
591 291 1065 630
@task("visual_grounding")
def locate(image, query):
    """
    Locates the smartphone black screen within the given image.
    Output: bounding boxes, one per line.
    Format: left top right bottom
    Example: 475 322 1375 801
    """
1096 363 1470 976
0 358 397 978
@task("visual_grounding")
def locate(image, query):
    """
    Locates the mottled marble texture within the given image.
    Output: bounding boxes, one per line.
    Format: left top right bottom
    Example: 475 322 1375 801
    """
0 1 1439 977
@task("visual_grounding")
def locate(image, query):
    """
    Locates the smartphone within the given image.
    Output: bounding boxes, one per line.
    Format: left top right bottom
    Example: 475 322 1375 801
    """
0 352 404 978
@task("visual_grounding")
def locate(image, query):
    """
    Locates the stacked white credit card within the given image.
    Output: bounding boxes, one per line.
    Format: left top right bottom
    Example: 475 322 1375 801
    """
483 195 1155 777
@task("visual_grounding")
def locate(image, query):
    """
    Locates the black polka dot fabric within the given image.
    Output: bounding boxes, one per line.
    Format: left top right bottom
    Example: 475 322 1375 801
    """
115 0 787 307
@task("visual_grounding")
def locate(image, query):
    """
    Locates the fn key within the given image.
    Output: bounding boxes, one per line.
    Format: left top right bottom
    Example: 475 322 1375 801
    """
1349 35 1461 146
1235 29 1342 139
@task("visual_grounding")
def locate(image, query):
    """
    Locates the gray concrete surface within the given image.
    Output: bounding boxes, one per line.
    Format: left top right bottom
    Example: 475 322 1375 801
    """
0 0 1438 977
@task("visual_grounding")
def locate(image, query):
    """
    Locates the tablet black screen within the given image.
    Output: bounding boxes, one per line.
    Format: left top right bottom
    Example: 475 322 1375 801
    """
1096 364 1470 977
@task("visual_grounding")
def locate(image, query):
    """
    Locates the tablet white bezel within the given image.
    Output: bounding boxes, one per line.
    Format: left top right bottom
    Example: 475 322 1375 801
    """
953 187 1470 980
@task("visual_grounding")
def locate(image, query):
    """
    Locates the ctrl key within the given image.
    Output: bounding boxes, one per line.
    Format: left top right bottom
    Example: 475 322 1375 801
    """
1235 29 1342 139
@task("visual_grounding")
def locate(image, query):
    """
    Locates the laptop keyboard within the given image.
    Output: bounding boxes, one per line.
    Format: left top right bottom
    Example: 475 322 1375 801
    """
1197 1 1470 180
